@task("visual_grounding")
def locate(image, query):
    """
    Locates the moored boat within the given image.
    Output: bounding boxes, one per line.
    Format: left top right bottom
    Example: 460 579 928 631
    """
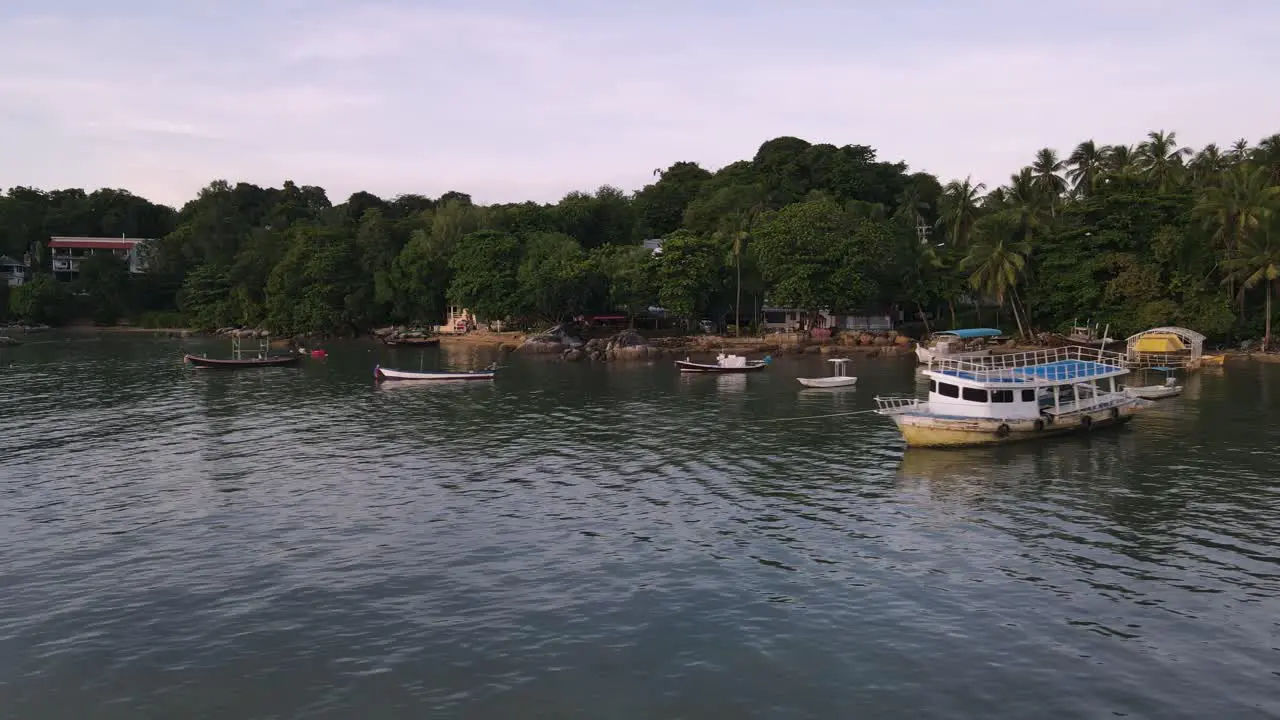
184 354 301 368
914 328 1003 363
875 345 1145 448
183 336 300 369
374 363 496 381
675 353 769 373
381 336 441 347
1124 367 1183 399
797 358 857 388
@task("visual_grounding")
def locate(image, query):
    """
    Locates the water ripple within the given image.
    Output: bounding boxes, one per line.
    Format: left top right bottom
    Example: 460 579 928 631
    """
0 337 1277 719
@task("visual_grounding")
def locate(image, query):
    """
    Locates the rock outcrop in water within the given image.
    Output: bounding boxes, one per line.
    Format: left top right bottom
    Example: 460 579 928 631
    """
519 323 584 354
567 329 654 362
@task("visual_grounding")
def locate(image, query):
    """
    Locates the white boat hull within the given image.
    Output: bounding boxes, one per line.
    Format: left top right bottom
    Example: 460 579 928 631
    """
885 400 1143 448
674 358 767 373
1125 385 1182 400
914 346 992 363
797 376 858 388
375 365 494 381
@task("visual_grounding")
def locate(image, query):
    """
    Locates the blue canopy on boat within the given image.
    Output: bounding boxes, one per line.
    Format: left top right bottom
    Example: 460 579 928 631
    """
936 328 1003 339
1011 360 1119 382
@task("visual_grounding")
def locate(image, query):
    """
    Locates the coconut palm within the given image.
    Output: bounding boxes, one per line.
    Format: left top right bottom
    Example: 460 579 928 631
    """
1103 144 1139 177
1194 163 1280 307
1253 134 1280 183
1066 140 1107 197
1138 129 1193 191
1194 163 1280 255
1030 148 1067 206
1229 139 1251 160
1189 143 1229 187
1004 168 1049 239
1222 223 1280 349
936 176 985 248
961 213 1032 338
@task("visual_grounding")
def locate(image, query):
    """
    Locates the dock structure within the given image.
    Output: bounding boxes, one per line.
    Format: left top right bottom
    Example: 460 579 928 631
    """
1124 327 1208 369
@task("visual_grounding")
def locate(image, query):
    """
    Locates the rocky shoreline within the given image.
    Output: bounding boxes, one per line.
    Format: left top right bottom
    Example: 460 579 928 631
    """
516 328 917 362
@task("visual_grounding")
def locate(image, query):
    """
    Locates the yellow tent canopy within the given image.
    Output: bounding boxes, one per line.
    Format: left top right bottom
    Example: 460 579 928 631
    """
1133 332 1185 353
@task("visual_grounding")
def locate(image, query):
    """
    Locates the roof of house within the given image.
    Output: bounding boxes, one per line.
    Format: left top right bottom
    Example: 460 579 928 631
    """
49 236 150 250
0 255 26 267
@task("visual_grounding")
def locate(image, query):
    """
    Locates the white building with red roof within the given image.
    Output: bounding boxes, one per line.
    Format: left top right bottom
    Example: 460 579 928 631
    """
48 236 153 282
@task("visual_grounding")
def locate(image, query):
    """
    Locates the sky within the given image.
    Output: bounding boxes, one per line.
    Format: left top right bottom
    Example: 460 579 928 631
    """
1 0 1278 208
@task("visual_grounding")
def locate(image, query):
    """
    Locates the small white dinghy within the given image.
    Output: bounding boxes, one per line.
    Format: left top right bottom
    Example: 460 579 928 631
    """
675 353 769 373
798 358 858 388
1124 367 1182 400
374 363 496 381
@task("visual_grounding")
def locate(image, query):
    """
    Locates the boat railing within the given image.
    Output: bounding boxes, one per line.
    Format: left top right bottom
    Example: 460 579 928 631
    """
874 396 924 414
927 345 1127 383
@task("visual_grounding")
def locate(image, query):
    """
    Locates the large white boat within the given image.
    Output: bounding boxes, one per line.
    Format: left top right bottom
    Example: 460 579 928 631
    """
875 345 1146 448
914 328 1004 363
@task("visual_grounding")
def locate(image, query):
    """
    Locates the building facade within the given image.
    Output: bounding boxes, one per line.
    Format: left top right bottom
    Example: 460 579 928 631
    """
49 237 151 282
1 255 29 287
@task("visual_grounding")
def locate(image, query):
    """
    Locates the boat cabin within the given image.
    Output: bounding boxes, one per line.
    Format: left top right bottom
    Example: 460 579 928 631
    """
922 349 1129 421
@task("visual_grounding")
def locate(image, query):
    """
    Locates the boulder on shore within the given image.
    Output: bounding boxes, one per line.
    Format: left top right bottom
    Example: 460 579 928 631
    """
605 329 651 361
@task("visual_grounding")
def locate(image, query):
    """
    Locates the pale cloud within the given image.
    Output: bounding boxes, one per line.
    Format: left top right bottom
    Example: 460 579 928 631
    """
0 1 1277 209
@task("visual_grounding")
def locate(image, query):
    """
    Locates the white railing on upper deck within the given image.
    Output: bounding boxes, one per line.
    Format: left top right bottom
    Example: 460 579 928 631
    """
874 396 924 414
926 345 1128 384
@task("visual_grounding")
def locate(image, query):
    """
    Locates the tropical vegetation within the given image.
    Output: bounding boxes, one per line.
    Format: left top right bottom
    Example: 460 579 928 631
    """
2 131 1279 347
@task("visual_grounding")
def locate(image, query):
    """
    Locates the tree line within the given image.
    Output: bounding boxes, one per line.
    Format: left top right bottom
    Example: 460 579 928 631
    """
2 131 1278 346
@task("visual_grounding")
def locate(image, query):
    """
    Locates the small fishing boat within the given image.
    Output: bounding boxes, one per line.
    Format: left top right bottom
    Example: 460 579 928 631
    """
185 354 301 368
675 353 769 373
875 345 1145 448
914 328 1003 363
1066 319 1117 348
1124 367 1183 400
798 358 857 388
374 363 496 381
184 336 300 369
381 336 440 347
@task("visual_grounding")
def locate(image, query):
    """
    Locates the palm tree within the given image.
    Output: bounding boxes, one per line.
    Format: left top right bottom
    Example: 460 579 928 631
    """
1252 134 1280 184
936 176 985 248
1066 140 1108 197
1103 144 1139 176
1189 143 1228 187
1222 224 1280 349
1194 163 1280 255
1229 139 1251 160
1138 129 1192 191
961 214 1032 338
1005 168 1048 239
1194 163 1280 308
1030 148 1067 209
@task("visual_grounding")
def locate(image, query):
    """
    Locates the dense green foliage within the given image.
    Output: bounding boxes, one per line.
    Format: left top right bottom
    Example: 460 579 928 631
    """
3 132 1279 345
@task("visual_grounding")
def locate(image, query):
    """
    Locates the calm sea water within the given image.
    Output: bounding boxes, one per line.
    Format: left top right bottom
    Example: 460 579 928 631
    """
1 334 1277 719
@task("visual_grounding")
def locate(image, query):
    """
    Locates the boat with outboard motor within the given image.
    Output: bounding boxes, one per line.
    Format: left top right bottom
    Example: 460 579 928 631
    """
674 353 769 373
876 345 1146 448
797 358 857 388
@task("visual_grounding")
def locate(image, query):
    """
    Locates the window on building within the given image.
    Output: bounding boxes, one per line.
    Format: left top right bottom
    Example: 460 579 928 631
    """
962 387 989 403
929 380 937 393
937 382 959 398
1022 389 1036 402
992 389 1014 403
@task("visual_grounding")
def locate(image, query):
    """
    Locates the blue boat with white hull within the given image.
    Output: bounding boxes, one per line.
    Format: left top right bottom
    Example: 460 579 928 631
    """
877 345 1147 448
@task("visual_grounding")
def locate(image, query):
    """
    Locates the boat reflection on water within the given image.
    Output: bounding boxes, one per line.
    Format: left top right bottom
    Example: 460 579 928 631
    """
715 373 748 393
893 437 1130 502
